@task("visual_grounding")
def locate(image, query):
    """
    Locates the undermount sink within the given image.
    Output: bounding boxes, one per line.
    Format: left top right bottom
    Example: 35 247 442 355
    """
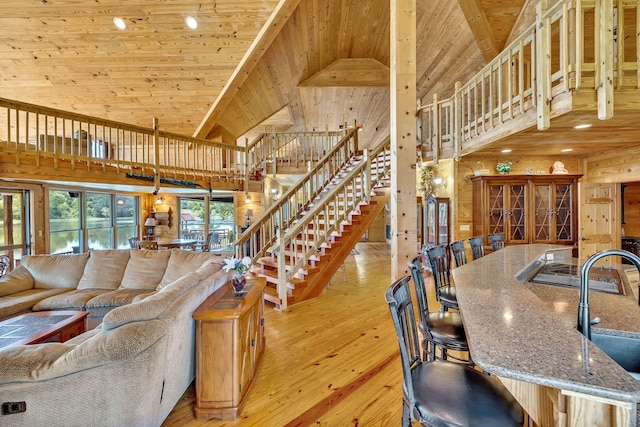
528 262 625 295
591 333 640 381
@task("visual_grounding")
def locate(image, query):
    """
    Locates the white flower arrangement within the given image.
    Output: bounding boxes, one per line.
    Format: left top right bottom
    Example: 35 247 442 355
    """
496 161 512 174
221 256 252 275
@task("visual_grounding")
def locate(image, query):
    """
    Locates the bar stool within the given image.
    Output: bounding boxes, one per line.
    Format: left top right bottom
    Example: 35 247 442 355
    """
468 235 485 260
489 232 505 251
424 245 458 311
449 240 468 268
385 276 524 427
409 256 472 364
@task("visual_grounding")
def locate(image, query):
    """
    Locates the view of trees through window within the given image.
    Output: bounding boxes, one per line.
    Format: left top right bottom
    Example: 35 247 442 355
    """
49 190 138 253
0 191 27 267
180 196 235 248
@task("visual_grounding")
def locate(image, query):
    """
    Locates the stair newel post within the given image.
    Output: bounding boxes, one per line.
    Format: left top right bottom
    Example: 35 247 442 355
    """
244 138 249 192
276 225 288 310
271 131 277 178
364 149 371 203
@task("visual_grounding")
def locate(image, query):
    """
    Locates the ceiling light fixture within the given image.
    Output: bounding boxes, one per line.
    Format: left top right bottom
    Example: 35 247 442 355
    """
561 148 574 152
574 124 592 129
113 17 126 30
185 16 198 30
501 149 512 153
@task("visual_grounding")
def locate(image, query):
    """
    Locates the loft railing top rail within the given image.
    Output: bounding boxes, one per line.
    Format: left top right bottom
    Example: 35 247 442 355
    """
419 0 570 113
0 97 153 135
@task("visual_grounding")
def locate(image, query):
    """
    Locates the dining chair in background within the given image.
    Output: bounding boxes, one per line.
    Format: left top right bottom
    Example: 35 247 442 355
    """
0 255 10 277
128 236 139 249
489 232 505 251
449 240 468 268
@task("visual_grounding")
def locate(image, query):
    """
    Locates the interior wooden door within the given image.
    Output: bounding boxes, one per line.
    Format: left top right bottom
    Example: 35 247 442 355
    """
579 182 619 260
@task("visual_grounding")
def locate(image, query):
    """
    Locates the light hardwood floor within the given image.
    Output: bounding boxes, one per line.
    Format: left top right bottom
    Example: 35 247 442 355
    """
162 242 421 426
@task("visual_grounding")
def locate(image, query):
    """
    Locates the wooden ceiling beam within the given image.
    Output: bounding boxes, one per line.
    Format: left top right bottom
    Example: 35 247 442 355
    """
193 0 302 140
457 0 500 62
298 58 390 87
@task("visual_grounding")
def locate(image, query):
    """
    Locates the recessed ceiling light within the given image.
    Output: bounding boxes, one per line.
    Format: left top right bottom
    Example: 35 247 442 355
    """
113 17 126 30
561 148 574 152
574 124 592 129
501 149 512 153
185 16 198 30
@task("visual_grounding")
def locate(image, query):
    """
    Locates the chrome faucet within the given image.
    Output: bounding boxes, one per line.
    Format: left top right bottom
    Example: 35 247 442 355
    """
577 249 640 339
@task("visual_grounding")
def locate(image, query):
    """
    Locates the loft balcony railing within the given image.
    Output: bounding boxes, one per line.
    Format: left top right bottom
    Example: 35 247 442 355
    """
419 0 640 163
0 97 246 189
245 129 345 181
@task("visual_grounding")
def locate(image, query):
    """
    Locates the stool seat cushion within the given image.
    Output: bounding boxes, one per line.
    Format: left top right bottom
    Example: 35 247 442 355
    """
422 312 467 345
412 361 523 427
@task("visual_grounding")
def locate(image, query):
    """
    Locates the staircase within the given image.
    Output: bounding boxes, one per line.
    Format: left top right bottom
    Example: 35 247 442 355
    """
245 138 391 309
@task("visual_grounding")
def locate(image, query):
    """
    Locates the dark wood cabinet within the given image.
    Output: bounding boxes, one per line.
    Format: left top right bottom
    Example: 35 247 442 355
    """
424 195 449 248
472 175 581 246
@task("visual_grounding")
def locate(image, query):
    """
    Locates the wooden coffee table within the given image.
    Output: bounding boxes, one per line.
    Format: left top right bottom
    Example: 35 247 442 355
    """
0 311 88 349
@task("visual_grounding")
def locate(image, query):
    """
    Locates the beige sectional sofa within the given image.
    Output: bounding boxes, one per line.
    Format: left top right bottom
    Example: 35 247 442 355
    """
0 248 232 427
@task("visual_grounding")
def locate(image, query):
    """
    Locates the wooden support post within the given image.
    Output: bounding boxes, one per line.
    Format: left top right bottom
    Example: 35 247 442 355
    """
536 0 551 130
152 117 160 193
454 82 462 161
390 0 417 281
597 0 615 119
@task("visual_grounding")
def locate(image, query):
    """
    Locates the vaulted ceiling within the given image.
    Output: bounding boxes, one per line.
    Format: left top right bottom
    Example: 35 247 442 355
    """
2 0 588 154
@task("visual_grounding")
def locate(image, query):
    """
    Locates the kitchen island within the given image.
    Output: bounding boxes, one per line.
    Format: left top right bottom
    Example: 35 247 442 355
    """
451 244 640 427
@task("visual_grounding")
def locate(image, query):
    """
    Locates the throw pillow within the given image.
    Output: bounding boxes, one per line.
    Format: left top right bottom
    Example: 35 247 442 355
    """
22 253 89 289
77 249 131 290
120 249 171 290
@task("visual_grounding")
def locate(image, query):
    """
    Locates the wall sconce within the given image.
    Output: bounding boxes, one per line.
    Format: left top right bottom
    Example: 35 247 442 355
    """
244 209 254 226
433 177 447 188
245 193 251 203
270 188 280 201
155 196 165 205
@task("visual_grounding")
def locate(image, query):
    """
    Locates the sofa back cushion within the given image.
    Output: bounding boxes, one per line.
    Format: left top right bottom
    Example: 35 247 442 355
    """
0 265 35 297
21 253 89 289
120 249 171 290
159 250 221 289
77 249 131 290
102 272 200 330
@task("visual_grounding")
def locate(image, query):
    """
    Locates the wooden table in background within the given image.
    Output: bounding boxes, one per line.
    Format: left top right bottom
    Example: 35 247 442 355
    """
0 311 88 349
192 276 266 421
157 238 197 249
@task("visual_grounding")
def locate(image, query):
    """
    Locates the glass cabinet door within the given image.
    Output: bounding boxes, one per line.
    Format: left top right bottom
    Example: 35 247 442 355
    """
554 183 574 242
425 195 449 247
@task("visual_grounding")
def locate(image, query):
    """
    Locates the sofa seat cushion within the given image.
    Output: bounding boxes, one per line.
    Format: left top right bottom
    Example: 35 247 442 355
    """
0 288 73 320
32 289 105 311
21 253 90 289
159 250 220 289
120 249 172 290
86 289 156 309
77 249 131 290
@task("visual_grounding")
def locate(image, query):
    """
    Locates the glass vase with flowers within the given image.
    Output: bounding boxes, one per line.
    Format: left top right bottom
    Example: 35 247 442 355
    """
222 256 253 294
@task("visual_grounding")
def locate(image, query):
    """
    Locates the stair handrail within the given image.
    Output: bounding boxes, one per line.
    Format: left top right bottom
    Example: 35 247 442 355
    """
271 137 391 308
235 128 360 261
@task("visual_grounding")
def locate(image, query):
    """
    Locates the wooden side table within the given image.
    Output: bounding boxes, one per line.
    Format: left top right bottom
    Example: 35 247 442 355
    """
192 276 266 421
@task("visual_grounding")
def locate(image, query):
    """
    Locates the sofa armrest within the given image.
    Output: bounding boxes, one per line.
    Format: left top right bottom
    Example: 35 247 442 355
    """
0 265 35 297
0 319 166 385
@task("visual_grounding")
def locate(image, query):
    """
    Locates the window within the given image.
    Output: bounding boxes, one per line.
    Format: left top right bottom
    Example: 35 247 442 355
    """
49 190 139 253
0 189 30 270
116 196 137 248
49 190 82 254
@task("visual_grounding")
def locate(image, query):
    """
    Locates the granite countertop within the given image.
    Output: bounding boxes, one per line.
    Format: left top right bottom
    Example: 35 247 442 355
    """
451 244 640 404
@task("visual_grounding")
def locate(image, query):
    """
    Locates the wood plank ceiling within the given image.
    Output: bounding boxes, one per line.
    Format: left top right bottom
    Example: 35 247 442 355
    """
1 0 638 157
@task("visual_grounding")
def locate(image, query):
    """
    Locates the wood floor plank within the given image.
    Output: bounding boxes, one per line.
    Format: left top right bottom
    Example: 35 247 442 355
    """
162 242 425 426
